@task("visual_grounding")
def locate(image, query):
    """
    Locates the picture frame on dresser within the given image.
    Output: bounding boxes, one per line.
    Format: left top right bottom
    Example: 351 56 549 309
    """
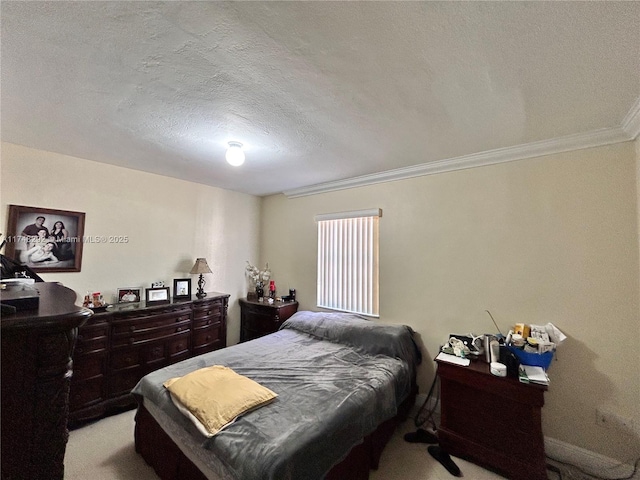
146 286 170 304
117 288 141 304
4 204 85 273
173 278 191 299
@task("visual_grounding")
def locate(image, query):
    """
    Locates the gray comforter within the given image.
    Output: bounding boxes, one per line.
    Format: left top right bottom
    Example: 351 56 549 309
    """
132 311 420 480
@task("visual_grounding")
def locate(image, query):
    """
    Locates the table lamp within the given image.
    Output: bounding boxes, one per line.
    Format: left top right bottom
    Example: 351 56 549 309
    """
189 258 212 298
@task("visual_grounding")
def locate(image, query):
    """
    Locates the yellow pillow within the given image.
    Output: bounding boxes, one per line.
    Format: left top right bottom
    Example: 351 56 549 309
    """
164 365 277 437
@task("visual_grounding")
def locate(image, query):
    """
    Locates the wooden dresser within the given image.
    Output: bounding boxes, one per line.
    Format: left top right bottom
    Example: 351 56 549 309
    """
1 282 92 480
69 292 229 426
239 297 298 342
436 358 548 480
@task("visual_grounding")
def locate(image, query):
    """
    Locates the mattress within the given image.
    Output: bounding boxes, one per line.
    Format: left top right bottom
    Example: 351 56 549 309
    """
132 311 420 480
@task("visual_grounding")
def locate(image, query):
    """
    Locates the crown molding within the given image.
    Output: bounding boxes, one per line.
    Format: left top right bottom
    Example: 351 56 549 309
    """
284 125 631 198
622 95 640 140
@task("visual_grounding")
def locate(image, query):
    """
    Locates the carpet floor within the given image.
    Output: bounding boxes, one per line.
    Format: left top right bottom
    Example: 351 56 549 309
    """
65 409 564 479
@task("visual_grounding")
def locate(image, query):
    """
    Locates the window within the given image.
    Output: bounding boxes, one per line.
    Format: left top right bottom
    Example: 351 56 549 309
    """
316 209 380 317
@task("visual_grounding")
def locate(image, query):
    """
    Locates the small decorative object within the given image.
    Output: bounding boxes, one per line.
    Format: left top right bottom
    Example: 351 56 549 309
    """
247 291 257 301
117 288 141 304
245 261 271 299
281 289 296 302
173 278 192 300
145 286 170 304
151 281 165 288
83 291 109 312
190 258 212 299
269 280 276 299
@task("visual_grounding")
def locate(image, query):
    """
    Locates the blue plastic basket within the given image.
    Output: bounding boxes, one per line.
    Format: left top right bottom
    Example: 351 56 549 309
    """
507 345 554 369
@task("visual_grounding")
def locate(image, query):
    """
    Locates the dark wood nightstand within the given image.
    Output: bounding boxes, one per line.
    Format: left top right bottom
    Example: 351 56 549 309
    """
239 298 299 342
436 358 548 480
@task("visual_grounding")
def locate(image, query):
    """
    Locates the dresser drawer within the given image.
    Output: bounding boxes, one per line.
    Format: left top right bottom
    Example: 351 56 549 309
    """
193 315 221 329
193 302 222 319
111 320 191 347
110 348 141 370
167 333 190 358
193 327 223 348
114 304 191 321
144 343 166 368
73 353 106 381
240 302 269 315
70 376 104 409
107 368 143 397
245 314 281 333
75 336 108 356
77 322 109 341
243 326 274 342
112 309 191 335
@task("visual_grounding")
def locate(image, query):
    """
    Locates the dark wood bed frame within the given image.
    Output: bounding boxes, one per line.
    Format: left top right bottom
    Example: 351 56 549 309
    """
134 384 417 480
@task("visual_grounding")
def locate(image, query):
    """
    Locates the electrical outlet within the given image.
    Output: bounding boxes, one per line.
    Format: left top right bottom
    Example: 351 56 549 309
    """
595 407 635 435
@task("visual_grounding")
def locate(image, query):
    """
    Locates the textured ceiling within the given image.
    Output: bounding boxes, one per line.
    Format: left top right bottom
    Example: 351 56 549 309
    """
2 1 639 197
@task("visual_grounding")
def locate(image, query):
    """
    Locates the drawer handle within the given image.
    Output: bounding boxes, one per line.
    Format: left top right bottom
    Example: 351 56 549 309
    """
129 326 136 332
206 335 211 341
129 337 135 344
207 310 211 315
176 327 182 332
206 320 211 325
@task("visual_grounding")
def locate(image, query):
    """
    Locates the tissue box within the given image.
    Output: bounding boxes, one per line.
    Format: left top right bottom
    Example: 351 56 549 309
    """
507 346 554 369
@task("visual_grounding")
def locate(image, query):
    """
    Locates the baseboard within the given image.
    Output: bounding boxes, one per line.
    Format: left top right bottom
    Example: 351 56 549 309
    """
544 436 637 479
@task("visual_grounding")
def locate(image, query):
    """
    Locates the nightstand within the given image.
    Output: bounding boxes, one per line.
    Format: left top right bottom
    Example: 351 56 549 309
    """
239 298 299 342
436 358 548 480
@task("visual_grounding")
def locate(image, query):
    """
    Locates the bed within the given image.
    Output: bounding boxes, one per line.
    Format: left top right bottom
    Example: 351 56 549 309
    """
132 310 421 480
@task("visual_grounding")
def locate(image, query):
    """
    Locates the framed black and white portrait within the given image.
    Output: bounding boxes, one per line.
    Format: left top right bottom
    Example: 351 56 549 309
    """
4 204 85 273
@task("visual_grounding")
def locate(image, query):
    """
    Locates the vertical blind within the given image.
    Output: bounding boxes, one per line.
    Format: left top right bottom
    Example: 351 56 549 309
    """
316 209 380 317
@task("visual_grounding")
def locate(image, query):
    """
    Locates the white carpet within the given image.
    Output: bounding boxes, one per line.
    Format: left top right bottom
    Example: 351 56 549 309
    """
65 410 556 479
65 410 158 480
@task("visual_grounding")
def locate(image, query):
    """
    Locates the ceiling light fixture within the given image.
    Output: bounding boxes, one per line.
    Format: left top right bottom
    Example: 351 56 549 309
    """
225 141 245 166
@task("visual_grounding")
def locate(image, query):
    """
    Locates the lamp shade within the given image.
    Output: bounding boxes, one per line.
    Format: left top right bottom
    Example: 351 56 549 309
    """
190 258 212 275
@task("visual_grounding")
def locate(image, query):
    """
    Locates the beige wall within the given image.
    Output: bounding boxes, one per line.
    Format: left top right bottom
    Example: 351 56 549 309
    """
3 140 639 460
261 141 640 461
0 143 261 345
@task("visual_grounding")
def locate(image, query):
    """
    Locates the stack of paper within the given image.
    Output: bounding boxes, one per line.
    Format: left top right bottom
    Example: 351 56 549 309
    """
435 352 470 366
518 365 550 385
